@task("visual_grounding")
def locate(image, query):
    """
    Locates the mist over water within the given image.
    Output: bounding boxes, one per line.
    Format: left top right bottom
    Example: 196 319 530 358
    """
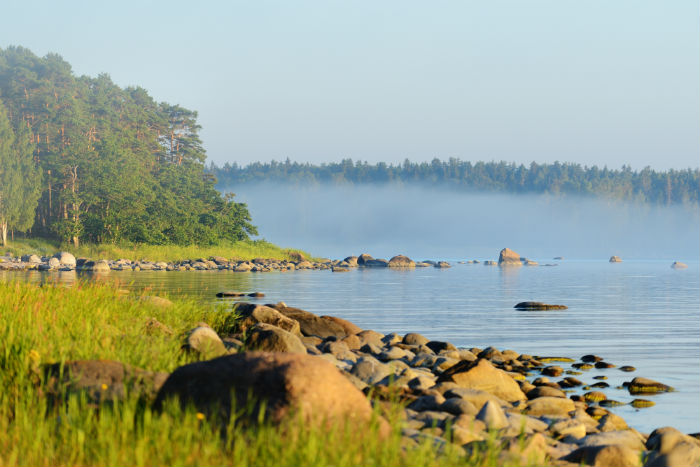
229 183 700 261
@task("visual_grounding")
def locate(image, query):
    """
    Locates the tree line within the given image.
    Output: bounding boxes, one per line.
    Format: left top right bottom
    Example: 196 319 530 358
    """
0 46 256 247
211 159 699 205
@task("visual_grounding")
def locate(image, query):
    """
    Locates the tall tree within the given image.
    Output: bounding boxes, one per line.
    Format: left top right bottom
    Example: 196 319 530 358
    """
0 100 40 246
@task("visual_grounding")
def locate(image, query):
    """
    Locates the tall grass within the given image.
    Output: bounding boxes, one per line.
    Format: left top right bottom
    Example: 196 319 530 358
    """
0 281 510 466
2 238 315 262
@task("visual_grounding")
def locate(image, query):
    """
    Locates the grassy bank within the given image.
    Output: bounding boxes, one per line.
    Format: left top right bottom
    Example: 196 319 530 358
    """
0 281 496 467
1 238 314 263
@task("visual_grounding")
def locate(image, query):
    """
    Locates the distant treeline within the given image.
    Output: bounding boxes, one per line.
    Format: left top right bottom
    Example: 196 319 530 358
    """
211 159 700 205
0 46 256 246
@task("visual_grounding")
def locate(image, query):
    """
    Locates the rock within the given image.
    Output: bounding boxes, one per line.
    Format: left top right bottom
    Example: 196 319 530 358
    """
597 413 628 431
609 255 623 263
343 256 359 267
541 366 564 377
296 260 314 269
407 394 446 412
426 340 457 353
645 427 700 467
443 387 508 409
234 263 252 272
619 365 636 372
483 260 497 266
350 356 393 385
44 360 168 404
434 261 451 268
184 326 228 359
564 444 641 467
387 255 415 268
23 254 41 264
437 358 526 402
48 257 60 268
550 419 587 439
245 323 306 353
216 291 245 297
498 248 523 266
269 303 347 338
233 303 301 335
525 396 575 417
671 261 688 269
631 399 655 408
627 377 673 394
580 430 646 451
526 386 566 399
364 259 389 267
514 301 568 310
154 352 387 434
403 332 430 346
595 361 615 369
144 317 174 335
331 267 349 272
355 330 386 348
440 398 478 416
584 391 607 402
320 315 362 335
248 292 265 298
475 400 508 430
356 253 374 265
54 251 77 267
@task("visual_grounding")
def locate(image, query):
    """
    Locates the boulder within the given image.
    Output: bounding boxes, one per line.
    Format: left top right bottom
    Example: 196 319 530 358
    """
54 251 77 267
23 254 42 264
357 253 374 265
498 248 522 266
364 259 389 267
564 444 641 467
387 255 415 268
343 256 359 267
184 326 228 359
44 360 168 404
233 303 301 335
48 257 60 268
645 426 700 467
525 396 575 417
268 303 347 338
437 358 526 402
671 261 688 269
475 400 508 430
403 332 430 346
154 352 386 433
627 377 673 394
514 301 568 310
320 315 362 335
580 430 646 451
244 323 306 353
609 255 623 263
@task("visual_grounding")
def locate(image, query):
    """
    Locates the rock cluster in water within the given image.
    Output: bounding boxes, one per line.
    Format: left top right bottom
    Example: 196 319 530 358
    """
46 300 699 467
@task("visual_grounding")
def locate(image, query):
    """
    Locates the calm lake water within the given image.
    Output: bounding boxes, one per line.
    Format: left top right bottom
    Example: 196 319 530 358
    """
4 259 699 434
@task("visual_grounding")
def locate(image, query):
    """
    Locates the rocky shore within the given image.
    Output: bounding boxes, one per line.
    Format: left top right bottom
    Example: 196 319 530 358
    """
48 299 700 467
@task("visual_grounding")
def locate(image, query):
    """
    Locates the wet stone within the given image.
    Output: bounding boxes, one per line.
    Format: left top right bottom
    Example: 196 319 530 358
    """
619 365 636 372
594 361 615 369
581 355 603 363
583 391 607 402
630 399 655 408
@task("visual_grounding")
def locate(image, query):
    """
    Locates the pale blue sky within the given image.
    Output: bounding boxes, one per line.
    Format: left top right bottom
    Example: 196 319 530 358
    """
2 1 698 169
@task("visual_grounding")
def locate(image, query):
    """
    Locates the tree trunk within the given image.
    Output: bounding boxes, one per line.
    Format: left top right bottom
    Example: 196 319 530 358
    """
0 222 7 247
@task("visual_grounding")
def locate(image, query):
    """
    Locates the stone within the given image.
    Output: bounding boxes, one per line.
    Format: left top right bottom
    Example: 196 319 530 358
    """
564 444 641 467
233 303 301 335
440 398 478 416
387 255 416 268
514 301 568 310
498 248 523 266
609 255 623 262
627 377 673 394
407 394 446 412
364 259 389 267
645 427 700 467
355 329 385 348
356 253 374 265
350 356 393 385
154 352 386 434
343 256 359 267
269 303 347 338
425 340 457 353
551 419 587 439
44 360 168 404
584 391 607 402
244 323 306 353
403 332 430 346
541 365 564 377
184 326 228 359
434 261 451 268
438 359 526 402
526 386 566 399
320 315 362 335
506 412 549 434
525 396 575 417
475 400 508 430
597 413 628 431
580 430 646 451
48 257 60 268
25 254 42 264
54 251 77 267
671 261 688 269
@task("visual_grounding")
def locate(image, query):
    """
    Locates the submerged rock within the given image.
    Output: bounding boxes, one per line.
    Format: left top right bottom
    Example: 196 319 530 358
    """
514 302 568 310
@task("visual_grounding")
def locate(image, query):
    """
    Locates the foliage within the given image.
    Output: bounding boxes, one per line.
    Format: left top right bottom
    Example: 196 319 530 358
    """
0 46 256 247
0 281 500 467
0 100 41 246
211 158 700 206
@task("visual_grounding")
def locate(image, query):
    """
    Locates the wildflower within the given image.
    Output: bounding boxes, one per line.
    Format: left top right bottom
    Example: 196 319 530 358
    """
101 383 108 391
196 412 205 421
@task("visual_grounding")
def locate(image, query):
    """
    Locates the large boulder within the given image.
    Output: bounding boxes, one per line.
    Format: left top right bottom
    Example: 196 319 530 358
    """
437 358 526 402
319 315 362 335
357 254 374 266
233 303 301 335
626 377 673 394
609 255 623 263
184 326 228 359
498 248 522 266
154 352 386 432
364 259 389 267
268 303 346 338
525 396 575 416
44 360 168 404
387 255 415 268
54 251 77 267
563 444 641 467
244 323 306 353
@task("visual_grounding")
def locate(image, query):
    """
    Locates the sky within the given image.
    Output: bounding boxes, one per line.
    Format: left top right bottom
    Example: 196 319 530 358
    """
2 0 698 170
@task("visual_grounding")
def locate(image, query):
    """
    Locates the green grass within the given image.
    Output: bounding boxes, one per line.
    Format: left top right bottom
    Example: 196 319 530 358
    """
0 280 516 467
2 237 315 263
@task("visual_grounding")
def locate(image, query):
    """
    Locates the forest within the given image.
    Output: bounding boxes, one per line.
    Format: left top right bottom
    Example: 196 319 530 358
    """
212 159 700 206
0 46 256 247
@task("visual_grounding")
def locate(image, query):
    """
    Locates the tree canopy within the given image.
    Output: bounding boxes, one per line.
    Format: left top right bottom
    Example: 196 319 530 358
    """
211 158 700 206
0 46 256 246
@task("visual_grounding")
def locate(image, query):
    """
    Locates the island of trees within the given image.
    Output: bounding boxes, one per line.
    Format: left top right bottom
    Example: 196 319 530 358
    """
0 46 256 247
211 159 699 206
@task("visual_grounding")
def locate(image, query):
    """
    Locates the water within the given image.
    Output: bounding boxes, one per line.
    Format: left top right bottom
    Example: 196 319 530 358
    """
3 259 699 434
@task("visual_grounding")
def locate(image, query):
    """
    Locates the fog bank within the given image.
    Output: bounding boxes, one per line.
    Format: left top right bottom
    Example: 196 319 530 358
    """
227 183 699 261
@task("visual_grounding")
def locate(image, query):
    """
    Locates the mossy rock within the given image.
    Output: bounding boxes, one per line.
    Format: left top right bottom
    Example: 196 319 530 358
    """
631 399 655 408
